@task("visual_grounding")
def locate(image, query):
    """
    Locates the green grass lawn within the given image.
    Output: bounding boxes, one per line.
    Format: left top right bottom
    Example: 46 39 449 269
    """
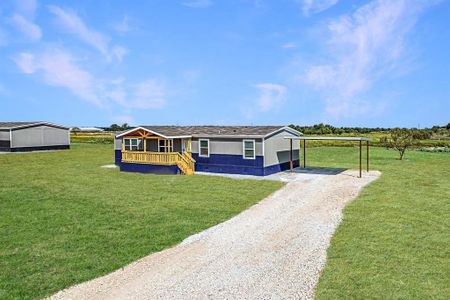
0 143 283 299
306 146 450 299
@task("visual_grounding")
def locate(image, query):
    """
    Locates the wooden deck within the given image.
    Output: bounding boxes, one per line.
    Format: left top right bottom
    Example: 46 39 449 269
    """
121 151 195 175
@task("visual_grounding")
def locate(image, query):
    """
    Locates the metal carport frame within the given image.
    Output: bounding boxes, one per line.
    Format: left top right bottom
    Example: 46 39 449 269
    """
284 136 372 178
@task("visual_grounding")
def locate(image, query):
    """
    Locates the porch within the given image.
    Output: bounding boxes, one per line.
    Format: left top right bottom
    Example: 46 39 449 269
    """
118 128 195 175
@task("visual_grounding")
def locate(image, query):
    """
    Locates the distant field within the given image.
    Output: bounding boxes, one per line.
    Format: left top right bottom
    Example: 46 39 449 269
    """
0 144 283 299
308 147 450 299
70 131 450 148
70 132 114 144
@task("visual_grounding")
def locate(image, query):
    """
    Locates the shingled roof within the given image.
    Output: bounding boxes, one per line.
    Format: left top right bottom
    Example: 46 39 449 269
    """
117 125 301 138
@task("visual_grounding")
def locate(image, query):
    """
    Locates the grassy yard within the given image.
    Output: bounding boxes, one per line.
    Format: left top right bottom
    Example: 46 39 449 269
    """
0 144 283 299
306 146 450 299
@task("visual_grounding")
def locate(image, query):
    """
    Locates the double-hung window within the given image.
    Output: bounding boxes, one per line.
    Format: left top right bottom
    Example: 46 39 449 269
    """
243 139 255 159
124 138 142 151
158 139 173 152
199 139 209 157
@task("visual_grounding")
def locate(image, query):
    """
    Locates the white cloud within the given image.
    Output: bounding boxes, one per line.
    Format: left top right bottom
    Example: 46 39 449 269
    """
48 5 126 62
13 48 165 111
133 80 166 109
8 14 42 41
108 79 166 109
15 0 38 18
112 46 128 62
253 83 287 112
13 49 103 106
13 53 36 73
113 15 132 34
301 0 338 15
301 0 438 118
282 42 297 49
182 0 213 8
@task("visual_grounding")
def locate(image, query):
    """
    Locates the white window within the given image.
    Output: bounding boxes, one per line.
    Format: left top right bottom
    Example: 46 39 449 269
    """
124 138 142 151
199 139 209 157
158 139 173 152
243 139 255 159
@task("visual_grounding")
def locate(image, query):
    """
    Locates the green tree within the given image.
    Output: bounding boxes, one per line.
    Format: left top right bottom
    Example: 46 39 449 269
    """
109 124 121 131
381 128 416 160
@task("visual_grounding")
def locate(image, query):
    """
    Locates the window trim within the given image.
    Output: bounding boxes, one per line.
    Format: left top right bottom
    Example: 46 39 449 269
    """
243 139 256 160
198 139 210 157
158 138 173 152
123 138 142 151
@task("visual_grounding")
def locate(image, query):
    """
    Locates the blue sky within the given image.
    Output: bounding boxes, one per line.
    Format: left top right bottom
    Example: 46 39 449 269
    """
0 0 449 127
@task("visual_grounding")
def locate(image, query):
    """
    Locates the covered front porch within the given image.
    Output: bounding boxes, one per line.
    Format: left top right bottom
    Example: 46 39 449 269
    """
117 127 195 175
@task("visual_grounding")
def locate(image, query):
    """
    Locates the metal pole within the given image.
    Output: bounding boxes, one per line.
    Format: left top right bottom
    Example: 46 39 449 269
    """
359 140 362 178
290 139 293 174
366 140 369 172
303 139 306 168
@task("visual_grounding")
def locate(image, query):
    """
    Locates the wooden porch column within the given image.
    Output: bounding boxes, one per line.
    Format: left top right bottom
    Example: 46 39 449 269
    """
143 138 147 152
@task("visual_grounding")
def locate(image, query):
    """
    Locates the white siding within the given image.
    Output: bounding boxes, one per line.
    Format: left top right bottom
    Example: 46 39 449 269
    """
191 138 263 156
11 125 69 148
0 130 10 141
263 129 300 167
114 138 122 150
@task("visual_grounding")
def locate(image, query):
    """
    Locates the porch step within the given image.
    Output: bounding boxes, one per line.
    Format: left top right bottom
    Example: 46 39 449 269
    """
177 152 195 175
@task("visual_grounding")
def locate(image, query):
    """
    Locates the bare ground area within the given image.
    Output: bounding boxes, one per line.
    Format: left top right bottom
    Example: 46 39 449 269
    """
50 169 380 300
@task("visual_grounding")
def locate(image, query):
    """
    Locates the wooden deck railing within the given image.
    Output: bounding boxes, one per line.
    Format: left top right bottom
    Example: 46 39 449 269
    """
121 151 195 175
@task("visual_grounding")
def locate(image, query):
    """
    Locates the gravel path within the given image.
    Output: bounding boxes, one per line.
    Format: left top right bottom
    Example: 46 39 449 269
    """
50 170 380 300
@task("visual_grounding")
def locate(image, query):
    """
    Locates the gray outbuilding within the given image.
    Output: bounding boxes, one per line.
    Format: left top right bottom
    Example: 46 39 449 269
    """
0 122 70 152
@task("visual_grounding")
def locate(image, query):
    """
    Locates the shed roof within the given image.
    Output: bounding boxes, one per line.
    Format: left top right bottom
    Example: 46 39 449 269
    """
117 125 301 138
0 122 69 130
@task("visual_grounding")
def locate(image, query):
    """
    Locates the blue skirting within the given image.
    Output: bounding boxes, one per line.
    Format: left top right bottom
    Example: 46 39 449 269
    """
115 150 299 176
115 150 122 165
120 162 179 174
192 153 265 176
115 150 179 174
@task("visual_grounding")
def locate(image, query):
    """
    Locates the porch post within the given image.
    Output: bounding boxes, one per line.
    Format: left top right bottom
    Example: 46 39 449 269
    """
359 140 362 178
366 140 369 172
143 138 147 152
303 139 306 168
290 139 293 174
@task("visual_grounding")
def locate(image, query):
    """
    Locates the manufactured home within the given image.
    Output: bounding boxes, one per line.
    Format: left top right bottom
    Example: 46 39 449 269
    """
114 126 301 176
0 122 70 152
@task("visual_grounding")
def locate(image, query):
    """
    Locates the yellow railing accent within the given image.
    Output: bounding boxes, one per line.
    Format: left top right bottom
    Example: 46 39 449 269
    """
176 152 195 175
121 151 195 175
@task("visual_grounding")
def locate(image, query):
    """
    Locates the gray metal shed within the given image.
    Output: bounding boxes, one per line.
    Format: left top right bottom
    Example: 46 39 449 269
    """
0 122 70 152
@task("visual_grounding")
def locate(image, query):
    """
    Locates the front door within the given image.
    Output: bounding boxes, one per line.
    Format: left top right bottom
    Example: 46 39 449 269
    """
181 139 187 153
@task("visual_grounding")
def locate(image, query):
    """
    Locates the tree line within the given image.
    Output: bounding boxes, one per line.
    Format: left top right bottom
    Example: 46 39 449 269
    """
289 123 450 139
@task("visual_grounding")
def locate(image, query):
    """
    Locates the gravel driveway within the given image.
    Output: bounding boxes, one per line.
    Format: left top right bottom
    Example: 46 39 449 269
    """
50 169 380 300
